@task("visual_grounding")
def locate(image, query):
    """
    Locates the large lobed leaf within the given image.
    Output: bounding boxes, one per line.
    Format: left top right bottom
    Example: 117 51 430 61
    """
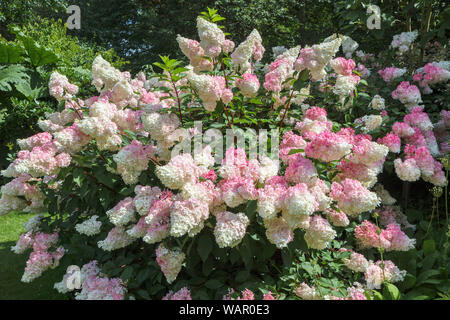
0 64 30 91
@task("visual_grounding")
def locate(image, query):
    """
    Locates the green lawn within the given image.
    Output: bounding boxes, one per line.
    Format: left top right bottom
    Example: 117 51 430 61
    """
0 211 66 300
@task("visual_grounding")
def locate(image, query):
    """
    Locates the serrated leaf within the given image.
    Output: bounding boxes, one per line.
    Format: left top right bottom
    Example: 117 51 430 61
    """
0 64 29 91
0 42 25 64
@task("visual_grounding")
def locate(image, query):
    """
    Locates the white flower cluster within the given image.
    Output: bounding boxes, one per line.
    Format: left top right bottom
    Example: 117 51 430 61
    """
354 115 383 133
341 35 359 58
231 29 264 73
97 226 134 251
264 216 293 249
156 243 185 284
106 197 136 226
390 30 418 54
91 55 124 92
141 111 183 160
133 185 161 216
170 199 210 237
112 140 155 185
304 215 337 249
295 36 342 81
281 184 317 229
368 94 385 110
196 16 226 57
333 74 358 97
394 158 421 182
155 154 203 190
77 102 123 151
214 211 249 248
75 215 102 236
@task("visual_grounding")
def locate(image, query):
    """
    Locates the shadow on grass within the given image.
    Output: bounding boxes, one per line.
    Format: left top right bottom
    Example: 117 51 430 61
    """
0 241 67 300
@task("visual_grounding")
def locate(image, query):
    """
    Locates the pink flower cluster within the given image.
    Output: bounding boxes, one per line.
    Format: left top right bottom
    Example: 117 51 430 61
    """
330 179 380 217
126 187 171 244
2 140 71 178
113 140 155 185
264 56 295 93
391 81 422 110
305 130 352 162
97 226 134 251
76 273 126 300
186 71 233 111
378 67 406 83
387 108 446 186
162 287 192 300
49 71 79 101
236 73 260 97
295 107 333 141
155 243 185 284
354 220 415 251
376 206 415 230
12 231 65 283
279 131 307 163
434 110 450 152
55 260 126 300
177 35 214 73
0 174 45 215
223 288 275 300
294 37 342 81
330 57 356 76
364 260 406 289
413 62 450 94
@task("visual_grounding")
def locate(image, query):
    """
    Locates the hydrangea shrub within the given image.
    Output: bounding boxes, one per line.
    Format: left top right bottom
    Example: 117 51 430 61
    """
1 9 448 300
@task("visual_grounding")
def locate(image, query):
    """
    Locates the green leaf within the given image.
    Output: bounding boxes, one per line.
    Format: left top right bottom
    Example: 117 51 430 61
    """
372 290 384 300
423 239 435 256
18 35 59 67
14 70 47 101
202 256 214 276
137 289 150 300
300 262 314 275
136 268 151 284
249 98 263 105
121 266 134 281
0 42 25 64
246 200 257 218
299 69 310 81
236 270 250 283
383 283 401 300
416 269 441 286
421 253 437 270
402 274 416 290
0 64 30 91
359 79 368 86
197 234 213 262
172 67 189 75
288 148 304 155
205 279 223 289
357 92 370 99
